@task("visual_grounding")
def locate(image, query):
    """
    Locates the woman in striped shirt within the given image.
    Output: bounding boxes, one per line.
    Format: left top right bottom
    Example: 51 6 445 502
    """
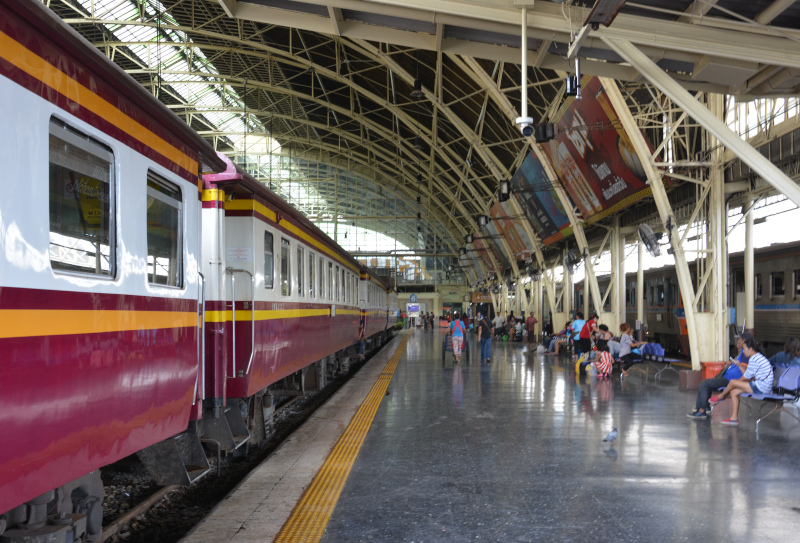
712 334 773 426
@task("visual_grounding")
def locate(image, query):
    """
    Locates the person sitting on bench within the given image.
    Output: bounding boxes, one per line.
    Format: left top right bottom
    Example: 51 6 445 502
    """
686 334 749 420
712 333 773 426
619 323 648 378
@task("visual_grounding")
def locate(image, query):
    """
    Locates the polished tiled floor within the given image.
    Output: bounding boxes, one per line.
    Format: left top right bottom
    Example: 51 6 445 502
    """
321 329 800 543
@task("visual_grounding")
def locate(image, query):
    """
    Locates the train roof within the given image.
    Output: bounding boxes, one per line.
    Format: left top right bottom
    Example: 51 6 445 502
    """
205 153 392 291
8 1 226 175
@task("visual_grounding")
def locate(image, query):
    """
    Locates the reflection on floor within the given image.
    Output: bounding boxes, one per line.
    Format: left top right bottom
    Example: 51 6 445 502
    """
322 329 800 543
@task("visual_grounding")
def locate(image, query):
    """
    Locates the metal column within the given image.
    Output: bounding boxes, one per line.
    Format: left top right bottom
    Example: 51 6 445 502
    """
745 196 755 333
637 242 645 342
601 76 701 369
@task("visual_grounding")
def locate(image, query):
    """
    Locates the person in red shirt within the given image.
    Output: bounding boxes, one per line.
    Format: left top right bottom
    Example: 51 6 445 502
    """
579 312 599 356
525 313 538 344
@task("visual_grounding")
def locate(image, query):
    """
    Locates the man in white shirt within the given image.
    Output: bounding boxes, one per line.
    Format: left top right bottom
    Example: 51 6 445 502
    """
492 314 505 338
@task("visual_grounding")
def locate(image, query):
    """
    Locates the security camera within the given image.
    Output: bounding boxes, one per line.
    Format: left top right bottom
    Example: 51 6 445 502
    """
515 116 534 137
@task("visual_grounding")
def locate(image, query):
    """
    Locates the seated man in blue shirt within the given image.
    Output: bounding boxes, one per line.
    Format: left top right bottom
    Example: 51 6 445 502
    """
687 334 749 420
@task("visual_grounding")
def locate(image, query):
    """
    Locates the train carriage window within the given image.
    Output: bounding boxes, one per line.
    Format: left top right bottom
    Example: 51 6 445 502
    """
49 120 114 276
264 232 274 289
309 252 315 298
755 274 762 298
335 266 341 301
146 173 183 287
340 268 345 302
657 285 665 306
280 238 291 296
794 270 800 299
771 271 785 298
328 262 333 301
297 246 304 297
319 257 324 299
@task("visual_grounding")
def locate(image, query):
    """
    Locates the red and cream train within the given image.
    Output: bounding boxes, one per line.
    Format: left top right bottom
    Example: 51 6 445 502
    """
0 2 397 542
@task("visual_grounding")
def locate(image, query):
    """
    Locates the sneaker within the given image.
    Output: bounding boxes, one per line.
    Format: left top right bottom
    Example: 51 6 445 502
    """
721 418 739 426
709 397 724 407
687 410 708 420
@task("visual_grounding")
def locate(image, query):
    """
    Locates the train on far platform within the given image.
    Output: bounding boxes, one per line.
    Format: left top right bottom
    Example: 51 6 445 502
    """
571 241 800 357
0 3 396 542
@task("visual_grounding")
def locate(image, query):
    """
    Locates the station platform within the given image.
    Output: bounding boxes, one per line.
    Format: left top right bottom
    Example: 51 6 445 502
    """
184 329 800 543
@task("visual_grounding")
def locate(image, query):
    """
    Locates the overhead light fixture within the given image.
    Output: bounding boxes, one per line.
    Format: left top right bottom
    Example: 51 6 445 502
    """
414 135 424 150
410 78 424 98
477 215 490 227
584 0 629 30
416 172 423 183
417 212 421 219
448 265 454 272
498 180 510 203
459 248 467 256
565 74 579 96
416 195 421 204
466 234 474 244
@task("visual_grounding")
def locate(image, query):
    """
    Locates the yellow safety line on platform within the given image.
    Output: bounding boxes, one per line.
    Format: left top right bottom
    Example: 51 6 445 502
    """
273 332 410 543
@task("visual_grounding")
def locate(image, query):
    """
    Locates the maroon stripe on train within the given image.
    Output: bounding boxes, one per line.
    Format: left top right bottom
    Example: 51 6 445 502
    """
202 200 224 209
0 286 197 312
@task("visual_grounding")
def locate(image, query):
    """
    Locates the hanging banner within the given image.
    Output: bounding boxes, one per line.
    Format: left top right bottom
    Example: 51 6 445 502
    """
489 201 536 260
482 222 511 270
541 76 659 224
510 151 573 245
471 236 498 272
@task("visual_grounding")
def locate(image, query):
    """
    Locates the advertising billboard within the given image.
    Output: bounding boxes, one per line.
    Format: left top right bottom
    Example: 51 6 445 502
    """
509 151 573 246
489 201 537 260
542 76 656 224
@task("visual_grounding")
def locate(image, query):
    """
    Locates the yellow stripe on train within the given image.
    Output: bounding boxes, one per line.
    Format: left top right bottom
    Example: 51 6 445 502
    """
0 310 198 339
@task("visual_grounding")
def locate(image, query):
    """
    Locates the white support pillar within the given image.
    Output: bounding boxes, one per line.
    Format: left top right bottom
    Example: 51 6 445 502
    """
745 196 755 332
637 242 645 342
600 75 702 369
606 217 623 334
601 36 800 210
707 93 728 362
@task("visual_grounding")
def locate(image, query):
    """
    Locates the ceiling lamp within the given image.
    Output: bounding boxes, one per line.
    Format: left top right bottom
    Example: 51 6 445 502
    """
414 135 424 150
498 180 510 203
466 234 474 244
477 215 490 227
410 78 424 98
459 248 466 256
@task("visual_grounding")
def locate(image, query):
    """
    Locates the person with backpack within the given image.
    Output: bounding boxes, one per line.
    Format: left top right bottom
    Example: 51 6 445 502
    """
450 312 466 363
477 313 493 363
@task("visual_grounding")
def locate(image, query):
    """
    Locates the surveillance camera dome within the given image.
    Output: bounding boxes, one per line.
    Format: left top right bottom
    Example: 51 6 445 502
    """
515 116 534 137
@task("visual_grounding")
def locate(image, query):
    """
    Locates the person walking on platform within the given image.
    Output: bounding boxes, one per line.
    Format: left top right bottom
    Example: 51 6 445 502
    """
687 334 749 420
477 313 493 363
450 313 466 363
526 313 538 344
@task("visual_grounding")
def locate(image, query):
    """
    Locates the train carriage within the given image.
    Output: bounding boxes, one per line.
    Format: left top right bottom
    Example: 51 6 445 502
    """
0 1 225 539
0 3 397 541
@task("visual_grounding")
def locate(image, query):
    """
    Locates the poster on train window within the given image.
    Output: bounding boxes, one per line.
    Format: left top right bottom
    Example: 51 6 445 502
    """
541 76 657 224
489 201 536 260
510 151 573 245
